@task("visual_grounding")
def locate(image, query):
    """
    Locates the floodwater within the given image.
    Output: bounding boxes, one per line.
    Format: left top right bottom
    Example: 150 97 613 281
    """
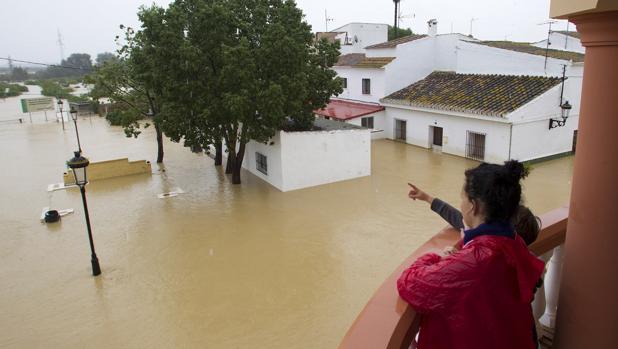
0 87 573 348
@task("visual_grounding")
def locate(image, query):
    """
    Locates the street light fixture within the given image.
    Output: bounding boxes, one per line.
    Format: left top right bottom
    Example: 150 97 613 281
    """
70 106 82 153
67 151 101 276
57 97 65 131
549 101 572 129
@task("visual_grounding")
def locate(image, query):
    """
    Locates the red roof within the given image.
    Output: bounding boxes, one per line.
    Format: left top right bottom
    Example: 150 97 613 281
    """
315 99 384 121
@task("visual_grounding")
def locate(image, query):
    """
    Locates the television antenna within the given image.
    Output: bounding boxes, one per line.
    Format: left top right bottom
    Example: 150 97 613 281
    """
325 10 334 32
539 20 558 72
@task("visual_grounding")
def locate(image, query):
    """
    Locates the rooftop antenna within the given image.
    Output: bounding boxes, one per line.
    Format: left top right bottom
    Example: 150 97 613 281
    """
57 29 65 62
325 9 334 32
469 17 478 37
539 20 558 72
393 0 401 39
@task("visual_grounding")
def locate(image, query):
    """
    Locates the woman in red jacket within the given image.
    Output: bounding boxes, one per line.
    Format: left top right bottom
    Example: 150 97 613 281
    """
397 160 545 349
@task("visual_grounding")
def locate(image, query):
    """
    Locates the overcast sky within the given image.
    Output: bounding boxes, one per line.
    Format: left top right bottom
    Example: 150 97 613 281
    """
0 0 571 67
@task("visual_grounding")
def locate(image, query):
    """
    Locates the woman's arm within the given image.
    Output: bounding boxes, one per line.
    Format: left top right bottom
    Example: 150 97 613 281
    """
430 198 465 230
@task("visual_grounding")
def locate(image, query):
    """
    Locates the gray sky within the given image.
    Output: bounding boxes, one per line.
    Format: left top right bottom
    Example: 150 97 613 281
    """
0 0 570 67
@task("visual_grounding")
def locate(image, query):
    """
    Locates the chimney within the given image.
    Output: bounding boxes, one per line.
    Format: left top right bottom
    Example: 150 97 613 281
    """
427 19 438 37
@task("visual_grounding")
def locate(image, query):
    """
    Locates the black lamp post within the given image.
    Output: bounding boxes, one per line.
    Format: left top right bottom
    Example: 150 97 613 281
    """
57 97 65 131
549 101 572 129
67 151 101 276
70 106 82 153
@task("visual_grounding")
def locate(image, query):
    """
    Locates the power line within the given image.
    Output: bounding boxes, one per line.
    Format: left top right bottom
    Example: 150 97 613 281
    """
0 57 89 71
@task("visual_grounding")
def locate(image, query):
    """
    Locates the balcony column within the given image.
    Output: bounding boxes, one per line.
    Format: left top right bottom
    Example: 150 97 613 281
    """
554 11 618 349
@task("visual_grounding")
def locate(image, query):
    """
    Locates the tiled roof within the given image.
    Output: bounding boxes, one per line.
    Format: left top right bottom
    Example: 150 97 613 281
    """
315 99 384 121
469 40 585 62
381 71 562 117
555 30 581 39
365 34 427 49
335 54 395 68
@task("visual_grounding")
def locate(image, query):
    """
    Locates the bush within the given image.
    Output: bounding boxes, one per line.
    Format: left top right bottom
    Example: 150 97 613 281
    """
0 82 28 97
24 80 38 85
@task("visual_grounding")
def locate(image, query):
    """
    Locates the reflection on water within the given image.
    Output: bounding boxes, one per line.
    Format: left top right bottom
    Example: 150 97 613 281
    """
0 94 573 348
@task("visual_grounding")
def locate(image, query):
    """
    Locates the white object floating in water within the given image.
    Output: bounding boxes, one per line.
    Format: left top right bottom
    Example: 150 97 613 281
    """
40 207 74 222
157 187 185 199
47 182 76 192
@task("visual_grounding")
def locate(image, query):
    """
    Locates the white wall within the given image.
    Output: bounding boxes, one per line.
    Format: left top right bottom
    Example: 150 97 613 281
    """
532 32 585 53
383 104 512 163
345 110 387 139
243 133 284 190
383 37 436 95
510 116 578 161
334 67 385 103
279 129 371 191
332 23 389 55
455 41 569 77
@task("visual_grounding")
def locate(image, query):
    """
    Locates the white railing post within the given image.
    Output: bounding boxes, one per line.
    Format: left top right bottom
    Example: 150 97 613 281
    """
532 251 552 321
539 244 565 328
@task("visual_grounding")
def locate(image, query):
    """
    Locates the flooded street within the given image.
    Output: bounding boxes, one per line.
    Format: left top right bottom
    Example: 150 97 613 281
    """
0 89 573 348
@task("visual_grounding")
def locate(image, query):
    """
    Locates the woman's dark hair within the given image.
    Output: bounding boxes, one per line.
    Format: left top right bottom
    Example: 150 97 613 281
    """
463 160 529 223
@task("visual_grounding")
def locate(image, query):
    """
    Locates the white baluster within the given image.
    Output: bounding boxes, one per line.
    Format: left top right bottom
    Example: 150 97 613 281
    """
532 251 552 321
539 244 565 328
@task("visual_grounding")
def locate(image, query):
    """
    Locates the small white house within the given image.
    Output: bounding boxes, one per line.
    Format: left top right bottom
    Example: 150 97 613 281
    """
381 71 580 163
532 30 585 54
241 118 371 192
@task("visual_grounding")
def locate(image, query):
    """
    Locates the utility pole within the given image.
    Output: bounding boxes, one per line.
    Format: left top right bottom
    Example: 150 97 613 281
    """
393 0 401 39
469 18 478 37
57 29 65 62
324 10 334 32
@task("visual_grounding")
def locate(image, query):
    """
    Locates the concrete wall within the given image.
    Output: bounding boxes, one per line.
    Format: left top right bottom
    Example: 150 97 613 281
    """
279 128 371 191
63 158 151 185
510 116 578 161
383 37 436 95
334 67 385 103
383 104 512 163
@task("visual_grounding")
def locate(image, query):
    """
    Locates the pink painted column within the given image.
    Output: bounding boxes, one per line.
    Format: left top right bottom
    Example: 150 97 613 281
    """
554 11 618 349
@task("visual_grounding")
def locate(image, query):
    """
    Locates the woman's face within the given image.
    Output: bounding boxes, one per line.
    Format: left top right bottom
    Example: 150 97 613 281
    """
460 187 476 229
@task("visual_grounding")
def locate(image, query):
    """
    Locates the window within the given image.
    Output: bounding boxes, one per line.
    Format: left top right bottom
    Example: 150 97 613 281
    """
342 78 347 89
361 116 374 129
465 131 486 161
395 119 407 141
362 78 371 94
256 152 268 175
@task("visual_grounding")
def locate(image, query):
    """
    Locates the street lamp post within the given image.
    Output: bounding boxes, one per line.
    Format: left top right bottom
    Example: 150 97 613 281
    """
70 106 82 153
67 151 101 276
57 97 65 131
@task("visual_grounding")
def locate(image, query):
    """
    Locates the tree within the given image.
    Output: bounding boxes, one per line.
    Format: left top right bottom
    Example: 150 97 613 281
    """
95 52 118 66
87 19 168 163
149 0 342 184
388 25 413 41
11 67 29 81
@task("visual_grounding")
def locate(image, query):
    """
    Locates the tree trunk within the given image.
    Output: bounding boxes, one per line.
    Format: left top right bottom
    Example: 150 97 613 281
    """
232 142 246 185
155 123 164 163
225 151 235 174
214 141 222 166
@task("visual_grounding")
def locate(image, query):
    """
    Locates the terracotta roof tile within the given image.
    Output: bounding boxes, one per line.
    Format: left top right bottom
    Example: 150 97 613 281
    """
381 71 562 117
365 34 427 49
469 40 585 62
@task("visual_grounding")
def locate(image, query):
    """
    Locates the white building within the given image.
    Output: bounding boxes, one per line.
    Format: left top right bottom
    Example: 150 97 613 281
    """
320 19 584 163
532 30 585 54
381 71 580 163
241 118 371 192
325 23 389 55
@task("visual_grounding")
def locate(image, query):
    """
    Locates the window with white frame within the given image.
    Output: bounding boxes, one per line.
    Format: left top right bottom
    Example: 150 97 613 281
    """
362 78 371 94
256 152 268 175
361 116 374 129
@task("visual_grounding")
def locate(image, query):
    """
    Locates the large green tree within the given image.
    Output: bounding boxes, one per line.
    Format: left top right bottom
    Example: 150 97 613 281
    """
151 0 341 184
87 15 169 163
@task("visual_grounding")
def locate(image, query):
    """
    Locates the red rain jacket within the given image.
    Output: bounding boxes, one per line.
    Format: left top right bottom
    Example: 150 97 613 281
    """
397 235 545 349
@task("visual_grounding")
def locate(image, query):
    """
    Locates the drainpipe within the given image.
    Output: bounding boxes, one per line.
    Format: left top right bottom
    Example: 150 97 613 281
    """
508 123 513 160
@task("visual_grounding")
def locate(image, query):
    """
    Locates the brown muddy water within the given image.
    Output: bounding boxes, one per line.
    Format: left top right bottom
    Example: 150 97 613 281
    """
0 88 573 348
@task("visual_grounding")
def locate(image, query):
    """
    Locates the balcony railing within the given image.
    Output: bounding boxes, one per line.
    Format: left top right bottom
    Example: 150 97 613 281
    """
338 206 569 349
